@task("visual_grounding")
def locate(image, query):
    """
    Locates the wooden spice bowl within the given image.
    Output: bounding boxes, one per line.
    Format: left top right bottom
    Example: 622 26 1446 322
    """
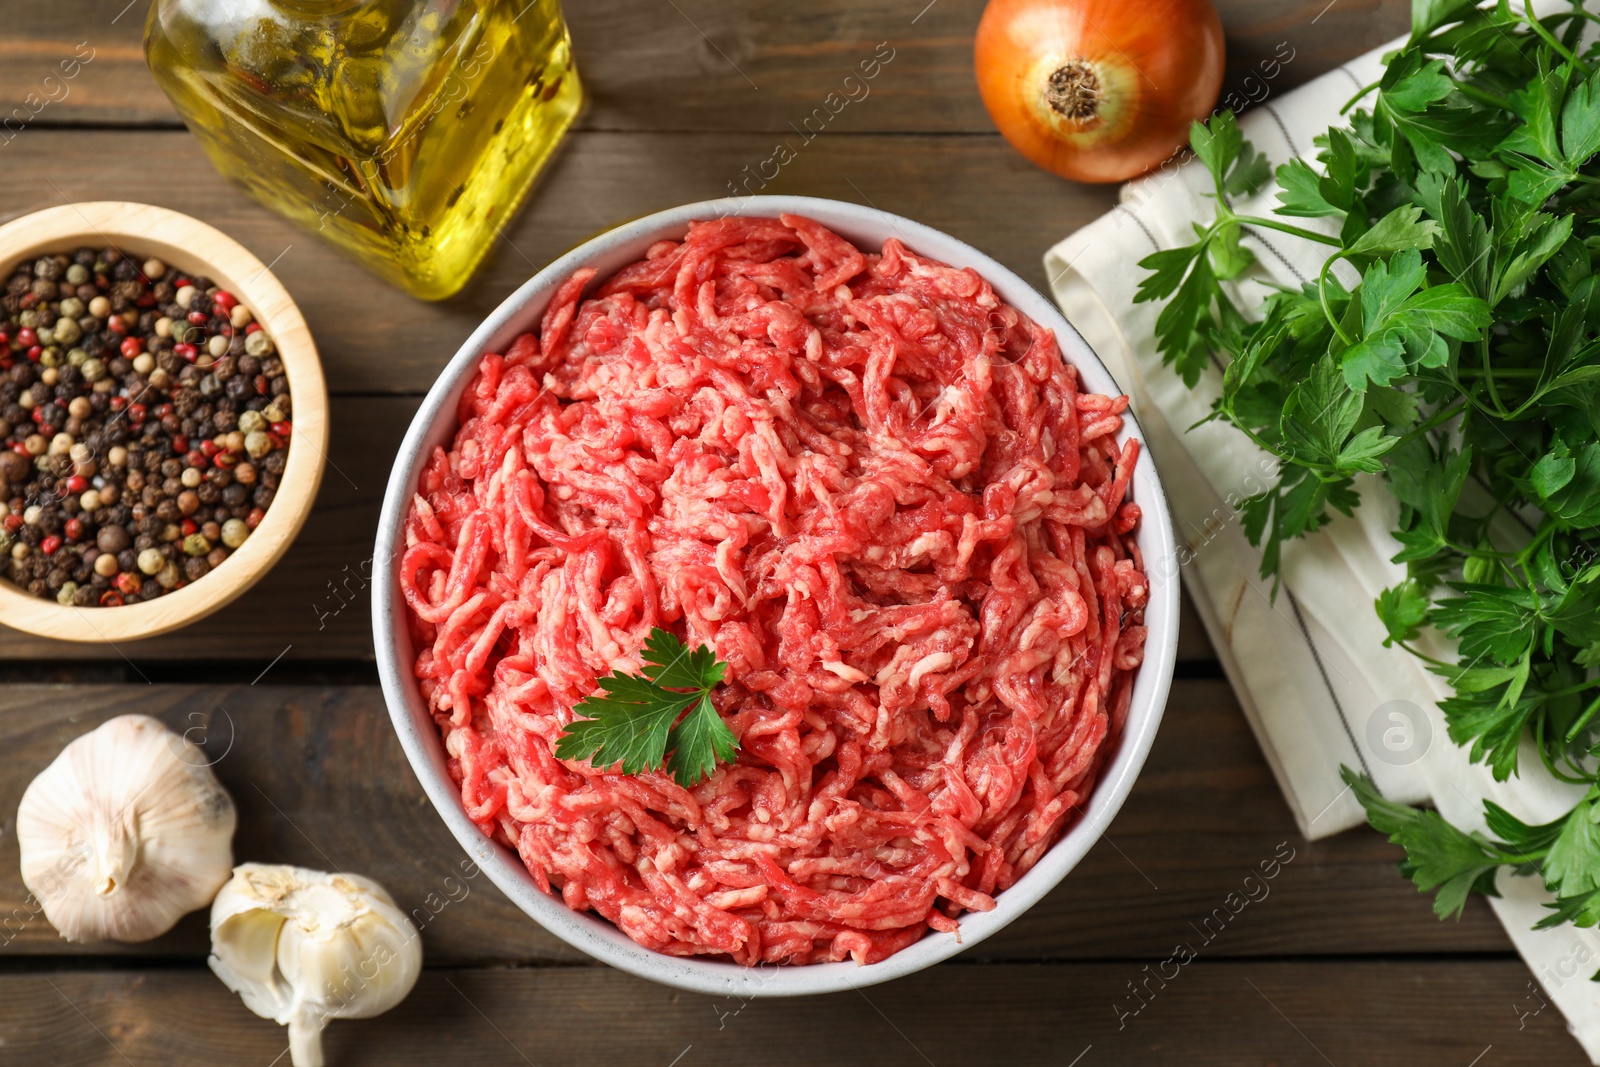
0 202 328 643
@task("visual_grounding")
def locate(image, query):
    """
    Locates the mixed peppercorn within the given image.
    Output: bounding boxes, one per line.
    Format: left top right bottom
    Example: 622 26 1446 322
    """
0 247 292 607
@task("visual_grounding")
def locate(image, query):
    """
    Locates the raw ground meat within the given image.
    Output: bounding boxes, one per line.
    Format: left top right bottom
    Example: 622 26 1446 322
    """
399 213 1149 965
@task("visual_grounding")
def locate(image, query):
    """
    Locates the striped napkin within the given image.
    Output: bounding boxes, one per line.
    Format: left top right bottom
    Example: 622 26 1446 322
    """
1043 9 1600 1058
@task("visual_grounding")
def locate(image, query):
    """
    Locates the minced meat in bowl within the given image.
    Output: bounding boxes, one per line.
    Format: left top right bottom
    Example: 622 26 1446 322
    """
376 197 1177 995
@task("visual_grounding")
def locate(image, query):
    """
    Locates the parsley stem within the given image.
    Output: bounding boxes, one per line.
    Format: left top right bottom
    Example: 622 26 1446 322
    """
1339 79 1380 116
1566 692 1600 743
1559 8 1600 30
1540 678 1600 701
1452 382 1511 422
1452 82 1513 111
1231 215 1344 247
1395 639 1455 669
1395 399 1466 446
1476 340 1509 417
1515 522 1557 567
1523 0 1584 69
1537 715 1595 785
1318 257 1355 345
1494 846 1549 864
1444 538 1517 559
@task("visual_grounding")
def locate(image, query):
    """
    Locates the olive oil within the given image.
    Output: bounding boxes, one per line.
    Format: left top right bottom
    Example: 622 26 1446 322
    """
145 0 581 300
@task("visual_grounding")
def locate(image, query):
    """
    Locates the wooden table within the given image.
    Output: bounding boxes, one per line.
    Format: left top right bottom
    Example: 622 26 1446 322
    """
0 2 1584 1063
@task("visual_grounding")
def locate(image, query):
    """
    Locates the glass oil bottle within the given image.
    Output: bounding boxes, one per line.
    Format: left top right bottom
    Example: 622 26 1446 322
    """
145 0 582 300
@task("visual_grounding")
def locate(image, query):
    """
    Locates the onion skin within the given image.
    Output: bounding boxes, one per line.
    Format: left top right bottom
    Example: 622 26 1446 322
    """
975 0 1226 184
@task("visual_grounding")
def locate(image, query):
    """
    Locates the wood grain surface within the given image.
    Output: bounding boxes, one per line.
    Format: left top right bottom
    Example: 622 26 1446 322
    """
0 129 1125 395
0 681 1505 964
2 0 1411 132
9 961 1582 1066
0 1 1560 1064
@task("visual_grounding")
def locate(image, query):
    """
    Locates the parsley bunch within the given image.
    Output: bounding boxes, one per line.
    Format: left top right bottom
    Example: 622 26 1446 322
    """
554 627 738 787
1138 0 1600 940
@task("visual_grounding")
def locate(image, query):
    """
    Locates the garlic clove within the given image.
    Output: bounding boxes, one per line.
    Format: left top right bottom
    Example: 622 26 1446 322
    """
17 714 236 943
210 864 422 1067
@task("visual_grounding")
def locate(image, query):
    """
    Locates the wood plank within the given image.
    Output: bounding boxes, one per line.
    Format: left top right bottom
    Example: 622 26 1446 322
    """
1176 595 1213 662
2 959 1580 1066
0 680 1508 963
0 396 417 661
1 1 1411 132
1 129 1125 395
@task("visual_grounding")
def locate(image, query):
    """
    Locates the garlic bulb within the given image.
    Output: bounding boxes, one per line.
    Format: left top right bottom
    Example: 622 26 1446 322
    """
209 863 422 1067
17 713 236 942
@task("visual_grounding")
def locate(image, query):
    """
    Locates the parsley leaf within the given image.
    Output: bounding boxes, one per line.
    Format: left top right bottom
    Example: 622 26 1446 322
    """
1542 789 1600 899
554 627 737 787
1376 579 1430 646
1345 768 1503 919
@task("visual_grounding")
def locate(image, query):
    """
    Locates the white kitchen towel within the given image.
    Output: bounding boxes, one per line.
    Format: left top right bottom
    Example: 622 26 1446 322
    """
1043 10 1600 1059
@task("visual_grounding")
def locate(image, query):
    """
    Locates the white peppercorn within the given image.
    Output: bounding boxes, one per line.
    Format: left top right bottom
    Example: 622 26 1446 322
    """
52 318 81 345
244 431 272 459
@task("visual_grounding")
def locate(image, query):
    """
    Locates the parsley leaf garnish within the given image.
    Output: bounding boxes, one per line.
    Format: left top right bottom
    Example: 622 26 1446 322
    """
553 627 737 787
1141 0 1600 939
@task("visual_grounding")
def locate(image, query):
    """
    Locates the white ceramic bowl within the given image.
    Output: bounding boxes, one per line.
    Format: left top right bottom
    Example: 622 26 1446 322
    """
373 196 1179 997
